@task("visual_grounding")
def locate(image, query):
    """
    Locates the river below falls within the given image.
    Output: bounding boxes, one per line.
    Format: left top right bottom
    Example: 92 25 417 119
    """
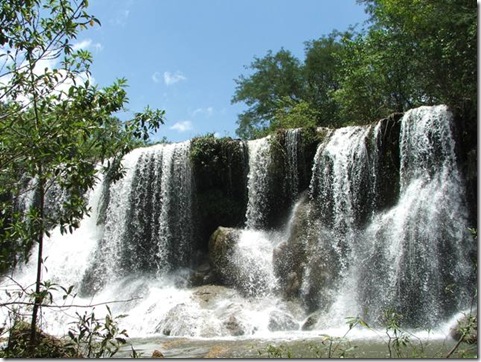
116 333 475 358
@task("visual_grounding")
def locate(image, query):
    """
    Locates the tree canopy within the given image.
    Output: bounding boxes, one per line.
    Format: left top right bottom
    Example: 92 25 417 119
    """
232 0 477 139
0 0 164 355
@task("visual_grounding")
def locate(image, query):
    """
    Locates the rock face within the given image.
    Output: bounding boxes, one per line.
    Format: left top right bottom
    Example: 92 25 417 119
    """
190 136 248 252
273 193 310 301
208 226 240 287
273 193 340 312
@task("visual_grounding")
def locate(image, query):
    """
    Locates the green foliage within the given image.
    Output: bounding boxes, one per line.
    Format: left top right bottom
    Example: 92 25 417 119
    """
258 316 364 358
0 0 164 354
65 306 128 358
302 32 345 127
257 311 476 359
381 309 414 358
337 0 476 122
232 49 304 139
232 1 476 138
1 275 137 358
270 97 319 131
1 320 77 358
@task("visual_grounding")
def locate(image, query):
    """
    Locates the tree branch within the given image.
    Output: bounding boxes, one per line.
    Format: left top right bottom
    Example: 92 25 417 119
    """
0 296 142 310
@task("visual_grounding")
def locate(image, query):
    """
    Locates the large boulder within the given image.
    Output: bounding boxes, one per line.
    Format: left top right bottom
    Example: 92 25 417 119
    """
208 226 240 287
268 310 299 331
273 193 342 312
273 193 310 300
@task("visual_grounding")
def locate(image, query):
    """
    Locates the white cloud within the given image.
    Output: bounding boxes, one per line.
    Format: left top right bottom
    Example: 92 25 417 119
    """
72 39 103 52
164 71 186 86
192 106 214 118
170 120 193 132
152 71 162 83
73 39 91 51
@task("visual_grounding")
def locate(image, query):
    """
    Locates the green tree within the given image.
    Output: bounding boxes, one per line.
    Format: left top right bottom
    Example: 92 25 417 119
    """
232 0 476 134
231 48 304 139
335 0 477 122
332 28 418 123
0 0 164 354
269 96 320 131
232 34 349 138
302 32 345 127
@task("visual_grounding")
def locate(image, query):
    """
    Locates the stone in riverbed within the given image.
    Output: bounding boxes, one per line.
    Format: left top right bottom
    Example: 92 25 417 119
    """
151 349 164 358
268 310 299 331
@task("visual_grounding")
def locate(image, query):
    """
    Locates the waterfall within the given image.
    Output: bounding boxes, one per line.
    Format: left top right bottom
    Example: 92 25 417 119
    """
80 141 195 294
245 136 272 229
285 128 301 198
2 105 475 339
308 105 474 328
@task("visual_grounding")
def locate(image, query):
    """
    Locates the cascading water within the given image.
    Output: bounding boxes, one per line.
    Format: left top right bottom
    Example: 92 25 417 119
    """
1 105 475 348
285 128 301 198
308 105 474 329
245 136 272 229
79 142 195 295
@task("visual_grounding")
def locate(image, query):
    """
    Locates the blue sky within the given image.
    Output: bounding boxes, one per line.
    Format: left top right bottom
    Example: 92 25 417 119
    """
80 0 369 142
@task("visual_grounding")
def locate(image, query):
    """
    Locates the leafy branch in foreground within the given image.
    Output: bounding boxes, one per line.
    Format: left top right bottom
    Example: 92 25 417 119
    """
66 305 128 358
0 0 164 356
1 276 142 358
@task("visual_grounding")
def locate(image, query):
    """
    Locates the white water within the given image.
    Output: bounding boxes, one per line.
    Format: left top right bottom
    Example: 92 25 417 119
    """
245 136 272 229
285 128 301 198
309 105 473 329
1 105 475 345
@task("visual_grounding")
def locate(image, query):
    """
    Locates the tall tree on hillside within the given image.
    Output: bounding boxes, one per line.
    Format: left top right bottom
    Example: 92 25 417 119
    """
0 0 164 354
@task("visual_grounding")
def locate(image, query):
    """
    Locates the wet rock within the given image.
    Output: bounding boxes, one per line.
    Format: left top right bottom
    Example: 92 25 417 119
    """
152 349 164 358
208 227 241 287
268 310 299 331
189 262 217 286
155 304 193 336
302 311 321 331
192 284 239 308
209 227 237 276
224 315 245 336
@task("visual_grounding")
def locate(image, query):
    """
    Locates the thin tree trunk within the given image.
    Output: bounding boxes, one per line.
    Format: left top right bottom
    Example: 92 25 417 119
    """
28 46 45 352
29 171 45 355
